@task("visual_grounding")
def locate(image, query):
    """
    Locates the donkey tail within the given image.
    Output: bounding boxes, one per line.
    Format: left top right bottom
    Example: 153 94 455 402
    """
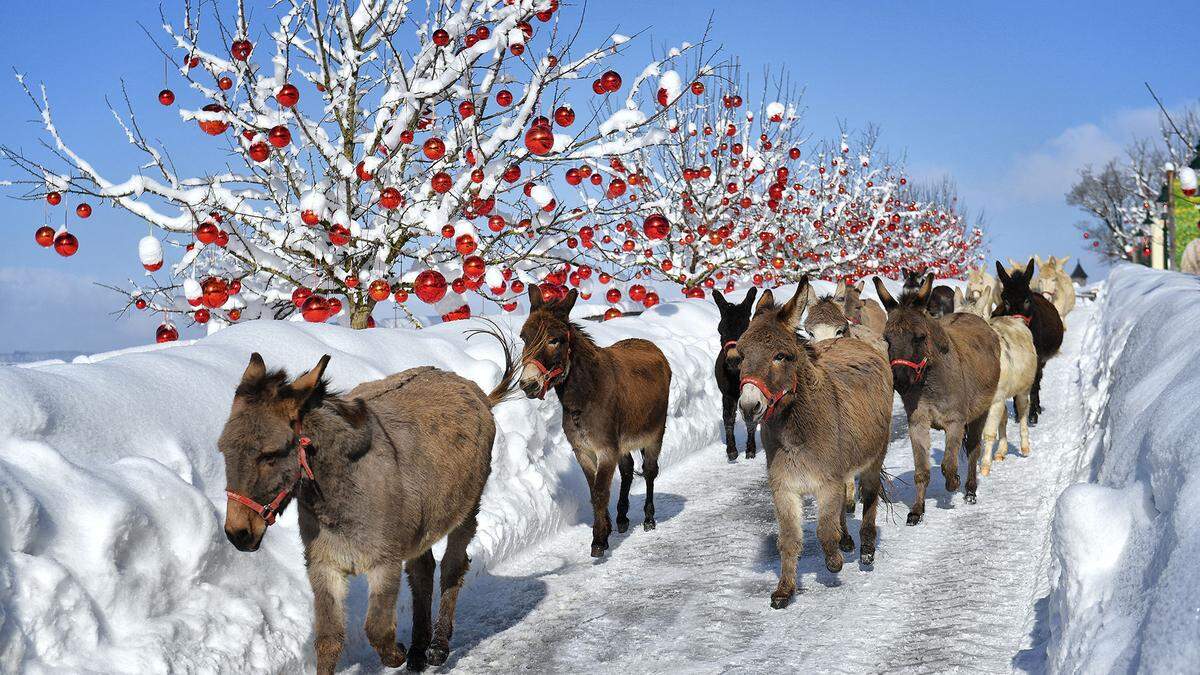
465 318 521 408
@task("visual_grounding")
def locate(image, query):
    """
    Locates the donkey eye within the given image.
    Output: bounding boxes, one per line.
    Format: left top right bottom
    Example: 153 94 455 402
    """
913 334 927 343
774 352 789 362
547 337 562 346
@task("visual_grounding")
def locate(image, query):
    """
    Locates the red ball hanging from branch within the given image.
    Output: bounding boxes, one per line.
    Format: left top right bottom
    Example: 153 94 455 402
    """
201 277 229 309
54 231 79 257
158 89 175 106
524 126 554 156
197 104 229 135
46 191 62 206
301 295 330 322
231 39 253 61
35 226 55 247
413 269 448 304
75 203 92 219
268 125 291 148
276 83 300 107
156 322 179 343
643 213 670 240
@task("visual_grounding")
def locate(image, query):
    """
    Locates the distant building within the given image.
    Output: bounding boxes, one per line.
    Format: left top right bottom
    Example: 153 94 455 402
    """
1070 262 1088 286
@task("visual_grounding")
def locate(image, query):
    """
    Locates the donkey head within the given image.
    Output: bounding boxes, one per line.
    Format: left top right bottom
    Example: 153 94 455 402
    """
874 275 950 393
735 277 814 423
994 258 1037 320
804 296 850 342
1033 255 1066 301
833 279 867 322
965 265 995 306
712 287 758 345
518 285 578 399
219 353 331 552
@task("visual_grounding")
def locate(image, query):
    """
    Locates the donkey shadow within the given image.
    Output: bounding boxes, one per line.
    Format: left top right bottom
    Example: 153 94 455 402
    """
589 490 688 565
751 498 874 590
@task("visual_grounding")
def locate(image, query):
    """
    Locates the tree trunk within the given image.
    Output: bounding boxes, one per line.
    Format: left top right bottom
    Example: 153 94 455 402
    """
349 300 375 329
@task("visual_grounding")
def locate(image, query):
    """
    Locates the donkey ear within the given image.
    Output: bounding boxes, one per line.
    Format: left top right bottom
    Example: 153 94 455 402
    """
740 286 758 310
242 352 267 385
953 287 965 311
558 288 579 315
873 276 897 312
528 284 543 310
853 279 865 292
915 273 934 306
777 276 809 329
711 289 728 309
996 260 1010 284
755 289 776 315
289 354 331 418
1059 255 1070 266
1023 258 1037 283
835 279 847 295
805 281 819 308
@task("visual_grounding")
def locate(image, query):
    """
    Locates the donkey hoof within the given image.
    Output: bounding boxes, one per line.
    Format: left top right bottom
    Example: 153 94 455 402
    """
590 544 608 558
839 536 855 553
845 502 856 514
770 592 792 609
906 511 923 526
995 453 1007 462
860 550 875 566
726 449 738 462
945 477 960 492
980 466 991 477
964 492 977 505
643 518 657 531
825 554 844 573
379 643 407 669
425 642 450 667
746 450 757 459
616 518 629 533
1020 445 1031 457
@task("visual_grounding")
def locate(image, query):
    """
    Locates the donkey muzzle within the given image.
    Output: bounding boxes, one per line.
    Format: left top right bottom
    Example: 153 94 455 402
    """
224 498 267 552
738 383 768 422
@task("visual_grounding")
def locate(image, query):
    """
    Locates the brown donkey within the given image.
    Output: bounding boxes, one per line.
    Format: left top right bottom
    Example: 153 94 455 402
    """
517 286 672 557
220 349 515 673
831 278 887 334
735 277 893 608
874 274 1000 524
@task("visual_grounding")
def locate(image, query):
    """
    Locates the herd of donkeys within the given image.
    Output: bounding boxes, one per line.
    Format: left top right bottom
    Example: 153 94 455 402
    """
213 255 1075 672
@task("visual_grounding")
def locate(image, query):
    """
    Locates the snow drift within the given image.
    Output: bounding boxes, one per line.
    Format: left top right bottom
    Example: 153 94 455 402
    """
1047 264 1200 673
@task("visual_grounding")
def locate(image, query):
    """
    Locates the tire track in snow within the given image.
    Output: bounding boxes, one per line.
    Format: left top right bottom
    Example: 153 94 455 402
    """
354 306 1091 674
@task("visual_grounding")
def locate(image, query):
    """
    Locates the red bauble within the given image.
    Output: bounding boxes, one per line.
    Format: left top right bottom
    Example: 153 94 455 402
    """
488 215 506 232
201 277 229 309
156 323 179 343
46 191 62 205
292 287 312 307
441 304 471 322
606 288 621 303
368 279 391 302
301 295 330 322
592 79 606 95
268 125 291 148
553 106 575 127
218 76 233 91
135 298 147 310
194 308 211 324
198 103 229 135
53 231 79 257
355 161 373 181
524 126 554 156
455 234 477 255
379 187 403 209
35 226 55 247
231 39 253 61
345 276 360 288
329 224 351 246
75 203 92 219
393 289 409 303
690 81 705 95
327 297 342 316
301 209 321 226
496 89 513 106
683 286 705 299
143 260 163 272
643 213 670 240
607 178 627 198
431 171 453 193
600 70 622 92
458 101 475 119
158 89 175 106
423 137 446 160
603 308 622 321
432 29 450 47
463 255 486 279
276 83 300 107
414 270 448 303
195 222 219 245
628 284 647 302
643 292 660 308
248 142 270 162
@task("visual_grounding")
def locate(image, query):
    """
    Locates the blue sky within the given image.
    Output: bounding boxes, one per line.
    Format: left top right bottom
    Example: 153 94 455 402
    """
1 0 1195 352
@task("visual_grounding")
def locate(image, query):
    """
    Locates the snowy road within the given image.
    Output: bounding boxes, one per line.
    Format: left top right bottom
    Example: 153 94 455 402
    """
353 306 1090 674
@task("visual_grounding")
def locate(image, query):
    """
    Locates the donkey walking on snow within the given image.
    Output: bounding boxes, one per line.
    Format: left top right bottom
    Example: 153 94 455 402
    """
713 288 759 460
220 348 516 673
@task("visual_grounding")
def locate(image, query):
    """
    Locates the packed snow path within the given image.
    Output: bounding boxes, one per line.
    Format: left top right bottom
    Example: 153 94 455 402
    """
352 306 1090 673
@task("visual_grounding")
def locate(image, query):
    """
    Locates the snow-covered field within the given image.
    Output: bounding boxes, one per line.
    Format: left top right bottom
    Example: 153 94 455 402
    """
3 269 1193 673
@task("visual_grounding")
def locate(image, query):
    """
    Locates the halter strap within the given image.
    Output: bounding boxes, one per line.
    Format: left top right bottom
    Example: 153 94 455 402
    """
890 357 929 383
723 340 738 352
1010 314 1032 326
529 330 572 399
225 421 315 527
739 374 798 421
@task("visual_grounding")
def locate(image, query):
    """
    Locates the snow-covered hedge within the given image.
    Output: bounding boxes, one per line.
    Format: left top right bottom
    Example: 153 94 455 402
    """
1048 264 1200 672
0 299 728 672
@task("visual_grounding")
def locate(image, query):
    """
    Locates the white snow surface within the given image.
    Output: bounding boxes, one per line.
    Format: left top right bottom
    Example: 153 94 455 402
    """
1046 264 1200 673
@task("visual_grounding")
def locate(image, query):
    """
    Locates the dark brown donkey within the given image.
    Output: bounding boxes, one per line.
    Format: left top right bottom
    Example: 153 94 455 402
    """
874 274 1000 524
221 349 516 673
712 287 759 460
734 277 893 608
517 286 672 557
993 259 1064 425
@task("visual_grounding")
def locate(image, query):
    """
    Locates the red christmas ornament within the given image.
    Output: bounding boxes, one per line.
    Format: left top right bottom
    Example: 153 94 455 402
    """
379 187 402 209
329 223 351 245
553 106 575 127
231 39 253 61
393 289 409 303
327 297 343 316
603 307 622 321
276 83 300 107
355 161 373 181
456 234 477 255
600 70 622 92
292 287 312 307
46 191 62 206
301 209 321 226
368 279 391 302
158 89 175 106
35 226 55 247
458 100 475 119
607 178 627 198
75 203 92 219
643 213 670 240
201 277 229 309
156 322 179 343
248 142 270 162
194 308 211 324
441 304 471 322
345 276 360 289
432 28 450 46
690 81 705 95
198 103 229 135
524 126 554 155
431 172 453 193
301 295 330 322
496 89 513 106
606 288 621 303
423 137 446 160
463 255 486 279
218 76 233 91
643 292 660 308
195 222 219 245
628 284 647 302
268 125 291 148
414 269 448 304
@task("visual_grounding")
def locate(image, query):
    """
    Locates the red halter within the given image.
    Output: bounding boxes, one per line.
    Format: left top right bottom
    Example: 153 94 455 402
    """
739 374 798 421
528 331 572 399
225 423 316 527
890 357 929 383
723 340 738 352
1010 314 1032 326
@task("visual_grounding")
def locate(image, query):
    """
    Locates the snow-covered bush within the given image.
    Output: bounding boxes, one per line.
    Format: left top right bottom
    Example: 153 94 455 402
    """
1048 264 1200 672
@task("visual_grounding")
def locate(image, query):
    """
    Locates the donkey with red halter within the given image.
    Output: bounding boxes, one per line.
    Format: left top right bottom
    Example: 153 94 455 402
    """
875 273 1000 524
220 349 516 674
517 286 672 557
713 287 759 460
993 259 1064 425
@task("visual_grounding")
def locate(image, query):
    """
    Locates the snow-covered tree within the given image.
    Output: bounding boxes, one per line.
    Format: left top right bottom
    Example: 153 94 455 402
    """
3 0 700 332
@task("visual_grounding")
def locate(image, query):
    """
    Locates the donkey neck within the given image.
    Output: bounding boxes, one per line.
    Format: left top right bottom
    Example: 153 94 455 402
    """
293 401 374 520
556 331 612 408
774 350 832 438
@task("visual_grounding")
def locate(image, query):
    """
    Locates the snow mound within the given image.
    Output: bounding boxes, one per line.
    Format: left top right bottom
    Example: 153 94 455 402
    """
0 300 726 672
1047 264 1200 673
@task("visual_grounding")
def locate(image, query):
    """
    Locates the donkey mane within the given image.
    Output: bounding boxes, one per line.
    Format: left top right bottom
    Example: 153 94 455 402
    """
236 368 367 428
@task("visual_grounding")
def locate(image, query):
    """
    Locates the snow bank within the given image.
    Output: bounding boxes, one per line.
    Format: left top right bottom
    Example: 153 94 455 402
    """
1047 264 1200 673
0 299 726 672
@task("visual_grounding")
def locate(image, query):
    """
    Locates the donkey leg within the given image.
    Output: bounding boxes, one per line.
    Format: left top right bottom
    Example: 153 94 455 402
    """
308 563 349 675
744 414 758 459
837 485 855 552
364 562 407 669
1016 393 1032 456
844 477 857 514
858 461 884 565
722 393 739 461
907 421 932 525
589 458 617 557
616 453 634 533
642 442 662 531
404 549 436 671
429 510 478 667
817 486 847 573
1029 362 1045 425
770 487 804 609
940 422 965 494
963 417 986 504
981 401 1003 476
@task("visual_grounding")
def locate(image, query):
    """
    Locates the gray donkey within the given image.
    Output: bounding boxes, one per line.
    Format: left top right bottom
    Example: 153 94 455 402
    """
221 346 516 673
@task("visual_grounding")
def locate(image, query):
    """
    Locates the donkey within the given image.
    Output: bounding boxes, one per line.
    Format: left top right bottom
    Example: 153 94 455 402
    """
804 295 887 356
965 265 1001 316
901 269 955 318
978 316 1037 476
993 259 1064 425
735 277 893 608
874 273 999 524
221 349 516 673
1033 255 1076 323
713 288 760 460
517 286 672 557
832 278 887 334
